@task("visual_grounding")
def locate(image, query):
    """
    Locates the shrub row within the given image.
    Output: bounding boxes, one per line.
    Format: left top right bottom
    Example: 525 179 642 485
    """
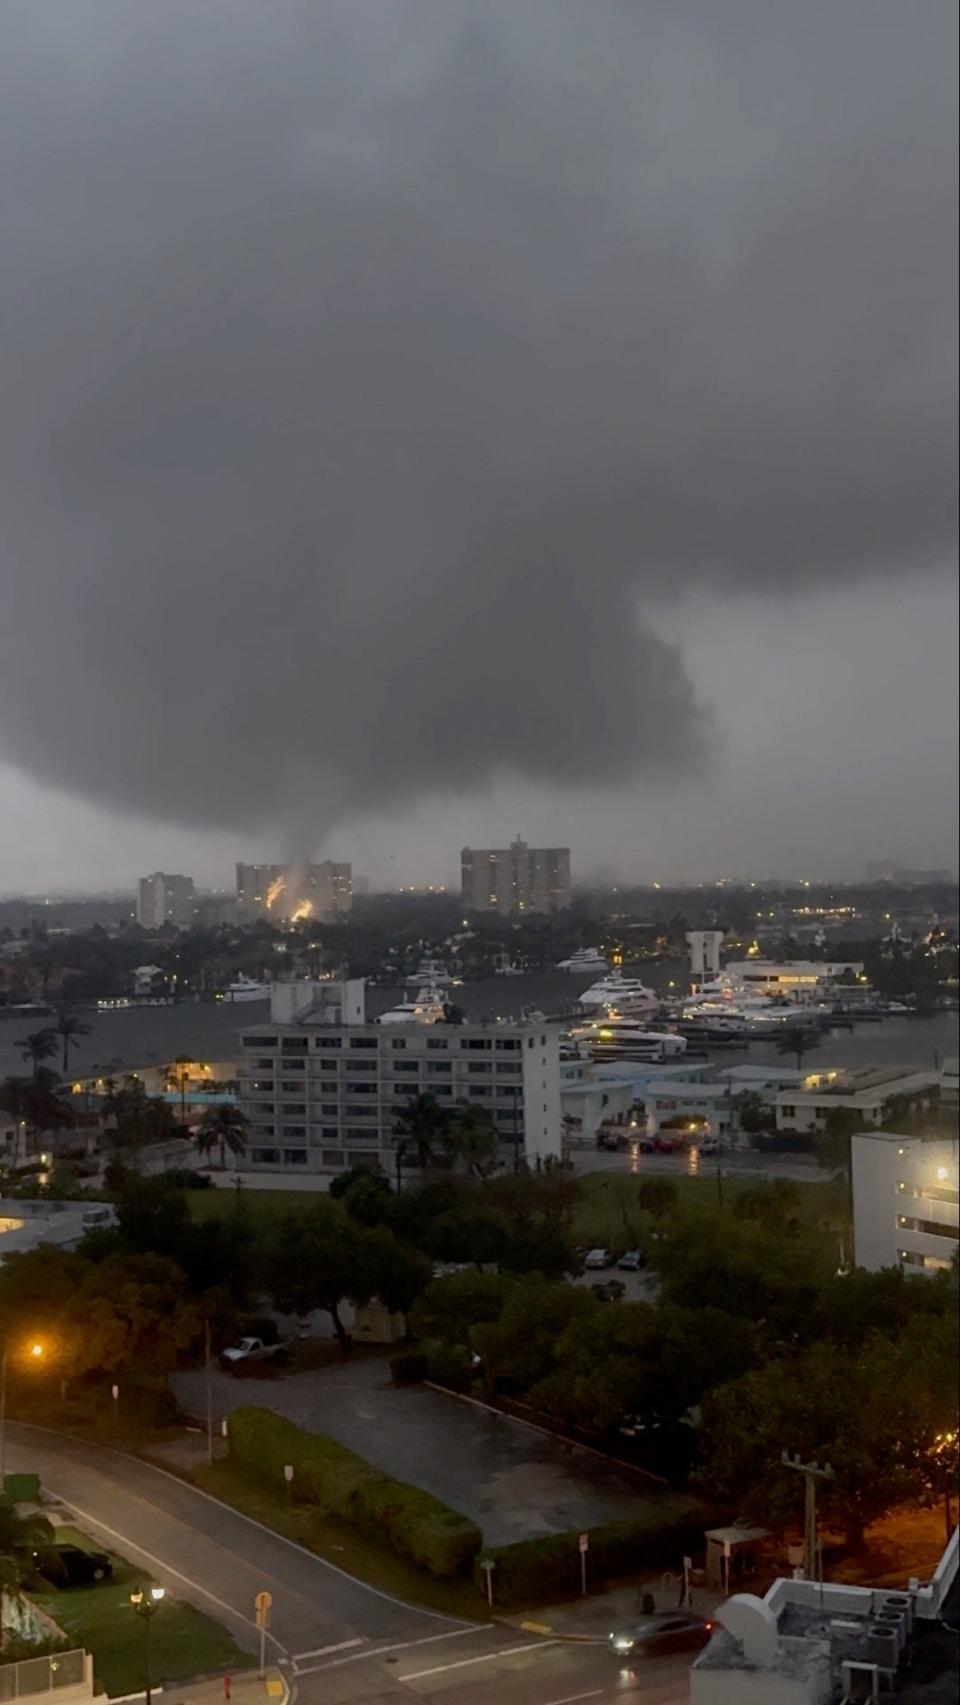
227 1406 481 1578
474 1498 704 1607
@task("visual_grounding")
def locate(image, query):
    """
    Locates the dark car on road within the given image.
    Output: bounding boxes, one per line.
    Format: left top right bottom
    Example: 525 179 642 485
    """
34 1544 113 1588
609 1612 714 1659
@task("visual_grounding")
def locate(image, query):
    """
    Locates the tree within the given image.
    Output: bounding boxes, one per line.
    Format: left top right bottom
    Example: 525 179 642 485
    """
410 1270 511 1354
473 1281 595 1393
776 1025 821 1072
736 1091 771 1136
330 1167 394 1226
636 1178 678 1221
197 1104 247 1170
394 1094 452 1173
0 1502 56 1617
258 1204 375 1349
68 1252 202 1377
15 1029 58 1080
54 1011 91 1075
365 1229 432 1326
424 1203 511 1269
732 1180 802 1230
697 1336 940 1549
445 1102 500 1178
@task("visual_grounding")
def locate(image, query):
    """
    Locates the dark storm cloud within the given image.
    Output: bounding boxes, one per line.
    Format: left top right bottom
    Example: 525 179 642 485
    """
0 0 955 839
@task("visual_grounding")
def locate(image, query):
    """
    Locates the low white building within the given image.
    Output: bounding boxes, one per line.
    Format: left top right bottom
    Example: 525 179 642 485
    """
775 1066 941 1133
722 959 864 1002
852 1130 959 1273
560 1058 708 1143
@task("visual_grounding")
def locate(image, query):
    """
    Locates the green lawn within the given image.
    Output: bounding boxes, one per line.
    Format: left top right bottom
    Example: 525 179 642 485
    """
192 1462 490 1624
31 1526 251 1696
573 1168 849 1258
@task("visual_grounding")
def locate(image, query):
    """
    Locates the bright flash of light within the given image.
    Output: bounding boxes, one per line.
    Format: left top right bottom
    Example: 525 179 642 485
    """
290 899 314 923
265 876 287 910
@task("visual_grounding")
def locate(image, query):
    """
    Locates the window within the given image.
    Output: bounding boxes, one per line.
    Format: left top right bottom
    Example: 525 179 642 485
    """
251 1147 278 1164
344 1104 378 1119
461 1038 492 1051
495 1038 520 1051
243 1035 276 1048
320 1126 339 1139
281 1123 306 1137
249 1104 275 1117
393 1061 420 1073
250 1081 273 1093
281 1103 307 1116
283 1149 308 1166
428 1061 452 1074
320 1103 339 1115
426 1038 449 1051
496 1063 522 1077
321 1150 344 1167
346 1082 377 1094
527 1037 534 1049
281 1037 309 1053
314 1036 342 1049
349 1036 379 1049
496 1086 520 1099
280 1058 305 1071
280 1080 305 1093
897 1215 959 1240
469 1086 491 1097
468 1062 492 1075
250 1058 276 1071
898 1181 960 1206
431 1085 453 1097
345 1058 378 1072
391 1039 407 1050
344 1129 379 1144
780 1105 796 1118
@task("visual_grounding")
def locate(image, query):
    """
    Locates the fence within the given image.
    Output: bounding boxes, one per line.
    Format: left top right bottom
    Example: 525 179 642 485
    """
0 1650 87 1701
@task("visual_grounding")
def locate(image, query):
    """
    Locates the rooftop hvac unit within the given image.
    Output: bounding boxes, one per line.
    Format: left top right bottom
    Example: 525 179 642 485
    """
840 1660 880 1704
873 1609 906 1659
879 1592 913 1634
864 1624 898 1670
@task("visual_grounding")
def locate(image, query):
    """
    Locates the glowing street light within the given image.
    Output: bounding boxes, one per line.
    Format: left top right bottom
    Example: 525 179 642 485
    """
130 1585 165 1705
0 1337 48 1489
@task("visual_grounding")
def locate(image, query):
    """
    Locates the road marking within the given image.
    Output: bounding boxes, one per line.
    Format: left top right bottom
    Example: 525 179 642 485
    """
402 1638 560 1681
14 1422 476 1628
292 1637 365 1663
293 1624 495 1674
47 1490 290 1658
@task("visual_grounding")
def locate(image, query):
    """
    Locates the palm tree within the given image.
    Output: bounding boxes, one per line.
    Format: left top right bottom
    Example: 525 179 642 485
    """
54 1010 91 1075
446 1101 501 1178
14 1029 58 1081
775 1024 822 1073
168 1055 195 1126
197 1104 248 1170
393 1093 452 1174
0 1078 28 1168
0 1503 55 1640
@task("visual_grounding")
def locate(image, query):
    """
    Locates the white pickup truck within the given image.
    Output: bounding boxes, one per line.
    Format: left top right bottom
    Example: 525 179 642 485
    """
219 1335 286 1370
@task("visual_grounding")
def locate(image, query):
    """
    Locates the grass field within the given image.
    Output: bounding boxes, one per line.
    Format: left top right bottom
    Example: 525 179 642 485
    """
31 1525 251 1695
572 1168 849 1258
187 1186 327 1221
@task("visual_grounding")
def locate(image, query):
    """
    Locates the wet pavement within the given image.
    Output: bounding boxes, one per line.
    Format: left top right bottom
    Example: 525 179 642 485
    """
173 1357 654 1544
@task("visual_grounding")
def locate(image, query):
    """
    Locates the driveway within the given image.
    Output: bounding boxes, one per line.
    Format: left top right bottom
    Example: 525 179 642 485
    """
173 1357 652 1544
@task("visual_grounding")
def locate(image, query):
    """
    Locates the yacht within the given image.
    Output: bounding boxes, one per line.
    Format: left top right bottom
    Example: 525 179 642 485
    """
379 985 448 1025
565 1016 687 1063
221 973 270 1003
556 947 610 973
578 971 660 1016
404 957 452 987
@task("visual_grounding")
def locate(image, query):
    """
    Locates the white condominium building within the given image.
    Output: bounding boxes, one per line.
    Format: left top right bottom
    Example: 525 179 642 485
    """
852 1131 959 1273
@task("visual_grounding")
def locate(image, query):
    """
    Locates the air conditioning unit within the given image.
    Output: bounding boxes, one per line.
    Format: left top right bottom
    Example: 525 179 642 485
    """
879 1592 913 1635
865 1624 898 1670
873 1609 906 1659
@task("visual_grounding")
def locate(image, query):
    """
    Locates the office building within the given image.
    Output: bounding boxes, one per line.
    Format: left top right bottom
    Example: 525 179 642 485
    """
136 872 196 930
236 980 562 1176
852 1131 959 1274
235 862 352 922
687 930 724 986
460 838 571 915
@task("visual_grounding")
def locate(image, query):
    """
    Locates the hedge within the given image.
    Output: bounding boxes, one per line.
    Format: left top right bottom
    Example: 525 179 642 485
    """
227 1406 481 1578
474 1498 704 1607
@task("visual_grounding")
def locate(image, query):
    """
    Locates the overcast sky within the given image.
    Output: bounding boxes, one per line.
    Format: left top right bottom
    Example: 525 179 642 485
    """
1 1 956 894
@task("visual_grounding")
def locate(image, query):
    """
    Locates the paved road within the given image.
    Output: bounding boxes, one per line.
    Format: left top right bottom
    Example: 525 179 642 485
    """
9 1425 693 1705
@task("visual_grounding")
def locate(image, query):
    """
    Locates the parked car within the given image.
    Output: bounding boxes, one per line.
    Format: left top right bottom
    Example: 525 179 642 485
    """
635 1136 657 1154
219 1335 286 1371
617 1249 646 1272
583 1247 612 1270
653 1133 686 1154
698 1137 723 1156
609 1612 714 1659
34 1544 113 1588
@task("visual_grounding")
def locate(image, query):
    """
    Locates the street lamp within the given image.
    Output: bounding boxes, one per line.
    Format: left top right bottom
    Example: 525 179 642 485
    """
130 1585 165 1705
0 1339 47 1490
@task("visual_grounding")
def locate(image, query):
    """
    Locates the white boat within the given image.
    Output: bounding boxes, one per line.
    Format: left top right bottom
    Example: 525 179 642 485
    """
566 1016 687 1062
556 947 610 973
379 985 448 1025
404 957 452 987
578 971 660 1016
222 973 270 1003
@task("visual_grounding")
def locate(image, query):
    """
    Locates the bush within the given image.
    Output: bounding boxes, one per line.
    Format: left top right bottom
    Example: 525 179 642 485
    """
424 1346 473 1392
473 1499 704 1606
227 1406 481 1577
390 1350 428 1385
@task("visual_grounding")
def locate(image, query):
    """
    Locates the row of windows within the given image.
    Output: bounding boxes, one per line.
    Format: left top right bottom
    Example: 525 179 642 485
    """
244 1033 534 1053
897 1215 960 1240
897 1181 960 1206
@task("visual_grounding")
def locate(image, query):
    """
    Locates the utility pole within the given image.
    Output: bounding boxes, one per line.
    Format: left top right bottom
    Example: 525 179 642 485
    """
782 1452 834 1579
204 1317 214 1465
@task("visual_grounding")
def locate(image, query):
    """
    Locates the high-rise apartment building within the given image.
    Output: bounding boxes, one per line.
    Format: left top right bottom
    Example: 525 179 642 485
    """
136 872 196 930
236 980 562 1176
461 838 571 915
235 862 352 922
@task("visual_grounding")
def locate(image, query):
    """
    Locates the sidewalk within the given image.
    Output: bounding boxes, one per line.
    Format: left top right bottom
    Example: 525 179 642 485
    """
500 1576 727 1641
156 1667 287 1705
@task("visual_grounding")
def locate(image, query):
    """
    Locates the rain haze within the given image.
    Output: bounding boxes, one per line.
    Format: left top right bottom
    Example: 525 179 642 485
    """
0 0 956 890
